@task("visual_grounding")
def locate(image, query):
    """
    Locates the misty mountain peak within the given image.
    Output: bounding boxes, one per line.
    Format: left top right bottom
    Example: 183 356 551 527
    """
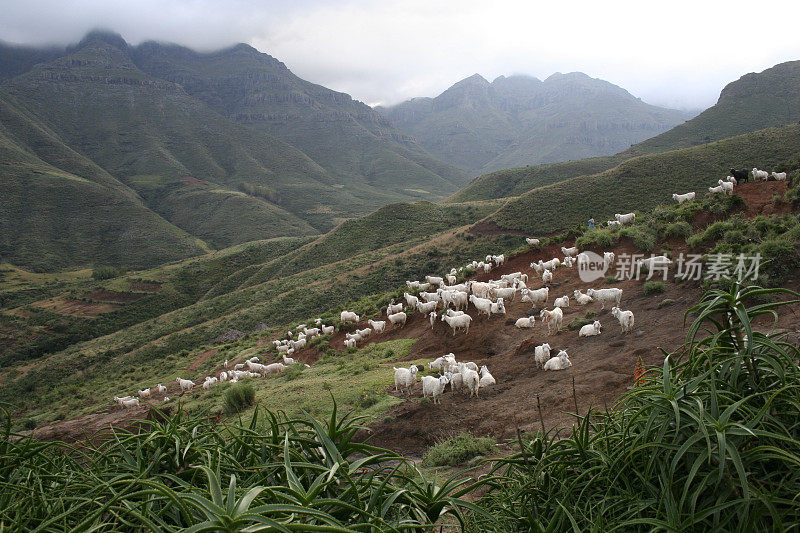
74 30 129 51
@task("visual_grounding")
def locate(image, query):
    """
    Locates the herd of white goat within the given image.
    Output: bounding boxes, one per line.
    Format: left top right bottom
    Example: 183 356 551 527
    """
115 166 785 409
380 243 642 401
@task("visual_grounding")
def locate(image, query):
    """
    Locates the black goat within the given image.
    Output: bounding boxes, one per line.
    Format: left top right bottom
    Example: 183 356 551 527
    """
730 168 750 183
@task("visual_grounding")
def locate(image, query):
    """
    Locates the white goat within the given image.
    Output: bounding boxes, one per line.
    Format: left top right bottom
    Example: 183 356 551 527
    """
470 295 493 317
479 365 496 387
368 319 386 333
540 308 564 335
462 368 480 398
672 192 696 203
441 313 472 335
422 375 450 404
573 290 594 305
403 292 420 308
543 350 572 371
579 320 602 337
176 378 195 392
526 238 540 246
615 213 636 225
586 288 623 310
534 343 551 368
386 302 403 315
611 306 635 334
387 311 407 328
394 365 418 395
340 311 360 323
772 171 787 181
515 316 536 328
718 179 734 195
554 295 569 308
542 269 553 284
521 287 549 307
561 246 579 257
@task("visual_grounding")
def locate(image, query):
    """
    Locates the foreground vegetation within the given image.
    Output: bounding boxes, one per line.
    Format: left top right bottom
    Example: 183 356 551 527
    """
0 402 486 530
471 284 800 530
3 283 798 530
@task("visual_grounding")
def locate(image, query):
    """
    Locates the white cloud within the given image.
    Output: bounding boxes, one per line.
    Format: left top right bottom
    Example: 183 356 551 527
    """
1 0 799 109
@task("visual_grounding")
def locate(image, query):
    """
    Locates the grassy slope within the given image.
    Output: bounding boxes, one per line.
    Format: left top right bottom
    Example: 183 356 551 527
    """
447 155 628 203
487 125 800 235
235 201 501 288
1 38 342 243
132 42 469 204
0 95 206 271
0 205 517 422
628 60 800 155
450 60 800 205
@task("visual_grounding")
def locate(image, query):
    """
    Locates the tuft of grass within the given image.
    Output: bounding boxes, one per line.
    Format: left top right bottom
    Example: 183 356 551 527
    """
223 383 255 414
658 298 675 308
422 432 496 467
643 281 666 295
567 317 592 330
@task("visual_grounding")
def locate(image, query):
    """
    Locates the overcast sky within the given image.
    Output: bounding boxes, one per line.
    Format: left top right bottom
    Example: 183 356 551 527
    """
2 0 799 110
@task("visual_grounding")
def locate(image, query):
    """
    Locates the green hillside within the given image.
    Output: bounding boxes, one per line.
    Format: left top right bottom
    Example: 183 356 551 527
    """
0 94 206 270
132 41 469 204
449 60 800 205
447 154 627 203
628 60 800 155
379 72 690 175
0 31 477 271
0 199 510 419
486 124 800 235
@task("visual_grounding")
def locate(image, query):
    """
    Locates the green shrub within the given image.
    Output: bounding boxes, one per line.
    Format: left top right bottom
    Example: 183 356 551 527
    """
355 389 381 409
643 281 665 295
91 266 125 280
658 298 675 308
664 221 692 239
575 228 617 248
223 383 255 414
422 433 496 467
620 226 655 251
472 285 800 530
567 317 591 330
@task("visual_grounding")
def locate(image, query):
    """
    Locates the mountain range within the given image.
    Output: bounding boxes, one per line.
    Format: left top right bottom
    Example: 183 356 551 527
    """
450 59 800 203
0 31 475 270
378 72 694 174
